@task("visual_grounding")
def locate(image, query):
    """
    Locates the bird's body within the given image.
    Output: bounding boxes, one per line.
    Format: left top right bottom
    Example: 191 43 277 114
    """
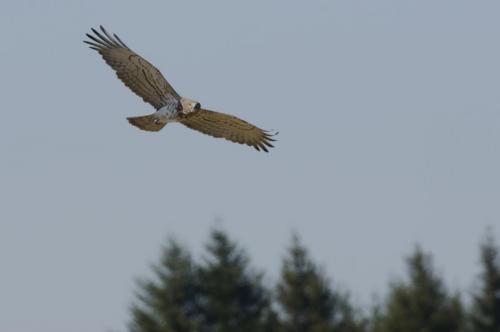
84 26 276 151
156 102 180 124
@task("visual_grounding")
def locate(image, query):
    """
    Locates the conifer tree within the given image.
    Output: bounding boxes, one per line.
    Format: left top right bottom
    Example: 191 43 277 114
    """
277 235 364 332
374 246 464 332
469 232 500 332
129 239 200 332
197 229 272 332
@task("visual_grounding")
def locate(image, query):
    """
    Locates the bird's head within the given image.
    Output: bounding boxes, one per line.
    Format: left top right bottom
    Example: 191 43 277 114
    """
180 97 201 114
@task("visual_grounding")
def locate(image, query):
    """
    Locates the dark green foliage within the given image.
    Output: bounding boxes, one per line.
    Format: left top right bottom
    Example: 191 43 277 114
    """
373 246 464 332
469 232 500 332
129 239 200 332
197 229 272 332
277 235 365 332
127 228 500 332
129 230 274 332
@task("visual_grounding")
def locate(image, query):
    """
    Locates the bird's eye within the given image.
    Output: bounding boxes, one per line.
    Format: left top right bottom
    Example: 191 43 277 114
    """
194 102 201 110
176 103 183 111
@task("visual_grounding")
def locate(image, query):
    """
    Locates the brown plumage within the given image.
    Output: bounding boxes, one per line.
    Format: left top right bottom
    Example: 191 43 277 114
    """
127 114 166 132
84 26 277 152
179 109 276 152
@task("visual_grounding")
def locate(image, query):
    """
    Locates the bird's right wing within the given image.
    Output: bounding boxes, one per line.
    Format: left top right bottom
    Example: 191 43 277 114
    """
84 26 180 110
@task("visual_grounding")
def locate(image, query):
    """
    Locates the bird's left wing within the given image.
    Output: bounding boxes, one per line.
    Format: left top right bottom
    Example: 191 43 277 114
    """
84 26 180 110
179 109 276 152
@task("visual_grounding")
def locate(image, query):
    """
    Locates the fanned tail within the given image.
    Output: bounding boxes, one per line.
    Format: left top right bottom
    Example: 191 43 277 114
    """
127 114 166 132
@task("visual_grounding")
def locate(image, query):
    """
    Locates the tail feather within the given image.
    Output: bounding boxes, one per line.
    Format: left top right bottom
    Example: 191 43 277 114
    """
127 114 166 132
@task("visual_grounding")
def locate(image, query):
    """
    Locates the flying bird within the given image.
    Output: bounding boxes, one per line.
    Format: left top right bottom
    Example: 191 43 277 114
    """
84 26 276 152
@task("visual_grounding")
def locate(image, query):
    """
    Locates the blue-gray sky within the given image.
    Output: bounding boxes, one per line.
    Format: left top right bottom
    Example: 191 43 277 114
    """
1 1 500 331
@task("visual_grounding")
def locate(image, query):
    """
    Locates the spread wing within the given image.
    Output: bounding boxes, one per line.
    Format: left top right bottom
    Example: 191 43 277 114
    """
179 109 276 152
84 26 180 110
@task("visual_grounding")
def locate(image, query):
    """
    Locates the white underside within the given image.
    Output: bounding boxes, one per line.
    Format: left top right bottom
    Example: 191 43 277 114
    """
153 96 199 124
155 101 179 124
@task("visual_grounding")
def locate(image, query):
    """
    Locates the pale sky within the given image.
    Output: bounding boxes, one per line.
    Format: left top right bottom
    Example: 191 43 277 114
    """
1 1 500 331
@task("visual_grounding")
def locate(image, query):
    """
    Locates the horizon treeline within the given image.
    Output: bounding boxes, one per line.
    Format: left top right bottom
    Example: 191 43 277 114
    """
128 228 500 332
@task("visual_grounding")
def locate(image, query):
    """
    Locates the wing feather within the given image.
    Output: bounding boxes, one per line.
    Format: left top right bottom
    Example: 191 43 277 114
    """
179 109 276 152
84 26 180 109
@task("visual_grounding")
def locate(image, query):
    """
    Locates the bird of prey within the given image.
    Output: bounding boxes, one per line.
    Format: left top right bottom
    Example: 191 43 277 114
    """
84 26 276 152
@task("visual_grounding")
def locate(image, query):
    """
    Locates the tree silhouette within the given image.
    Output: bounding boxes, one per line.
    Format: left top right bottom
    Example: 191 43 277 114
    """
129 239 200 332
277 235 364 332
469 231 500 332
373 246 464 332
197 229 272 332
